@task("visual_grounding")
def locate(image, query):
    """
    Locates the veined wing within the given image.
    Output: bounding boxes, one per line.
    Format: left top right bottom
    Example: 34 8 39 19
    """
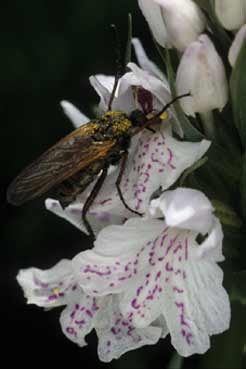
7 122 116 205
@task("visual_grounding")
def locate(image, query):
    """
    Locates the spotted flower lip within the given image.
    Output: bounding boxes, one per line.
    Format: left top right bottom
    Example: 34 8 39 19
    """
72 188 230 356
16 259 164 362
46 124 210 235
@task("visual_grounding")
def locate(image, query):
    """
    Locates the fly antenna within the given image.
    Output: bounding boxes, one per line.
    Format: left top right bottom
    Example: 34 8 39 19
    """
154 92 191 120
108 24 122 111
124 13 132 71
132 92 191 136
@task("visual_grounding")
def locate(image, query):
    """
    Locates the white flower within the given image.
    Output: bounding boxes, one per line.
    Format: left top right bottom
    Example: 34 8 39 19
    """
138 0 206 51
61 39 176 129
90 39 184 136
47 40 210 236
46 124 210 235
60 101 90 128
51 41 207 234
89 62 171 116
73 188 230 357
215 0 246 31
131 38 169 83
228 24 246 67
62 39 177 131
17 260 163 362
176 34 228 117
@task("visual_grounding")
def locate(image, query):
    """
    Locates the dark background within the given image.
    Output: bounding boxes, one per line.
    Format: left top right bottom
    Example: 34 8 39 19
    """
1 1 244 368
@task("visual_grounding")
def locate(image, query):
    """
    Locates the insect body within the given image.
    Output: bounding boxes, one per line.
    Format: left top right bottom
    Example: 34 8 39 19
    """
7 111 139 236
7 94 189 237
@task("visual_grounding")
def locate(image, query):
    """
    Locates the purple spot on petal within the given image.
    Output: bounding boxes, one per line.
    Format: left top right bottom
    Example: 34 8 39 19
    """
165 262 173 272
173 286 184 294
155 271 161 281
131 298 140 309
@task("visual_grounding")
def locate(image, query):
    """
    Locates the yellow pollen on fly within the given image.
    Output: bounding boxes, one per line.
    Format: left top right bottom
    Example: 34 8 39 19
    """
104 111 122 118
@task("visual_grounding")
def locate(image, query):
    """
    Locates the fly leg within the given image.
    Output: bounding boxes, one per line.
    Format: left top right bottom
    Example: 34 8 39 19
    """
82 167 108 239
116 151 143 216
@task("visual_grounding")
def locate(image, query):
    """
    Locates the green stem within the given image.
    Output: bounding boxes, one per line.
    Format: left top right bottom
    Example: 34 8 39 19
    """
200 111 216 140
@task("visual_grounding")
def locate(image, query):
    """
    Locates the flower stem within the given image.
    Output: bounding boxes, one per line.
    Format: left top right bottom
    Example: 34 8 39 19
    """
200 111 216 140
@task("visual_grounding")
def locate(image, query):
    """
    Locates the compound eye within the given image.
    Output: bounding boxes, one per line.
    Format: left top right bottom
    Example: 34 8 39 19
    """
129 109 146 126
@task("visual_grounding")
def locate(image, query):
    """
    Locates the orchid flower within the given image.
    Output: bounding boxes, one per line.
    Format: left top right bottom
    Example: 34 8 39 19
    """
14 0 246 364
46 40 210 236
45 123 210 235
73 188 231 356
17 259 164 362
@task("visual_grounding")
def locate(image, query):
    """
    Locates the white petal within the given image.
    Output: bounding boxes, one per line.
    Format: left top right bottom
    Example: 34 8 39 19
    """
121 63 171 111
215 0 246 31
45 198 85 232
196 217 224 262
138 0 170 48
96 295 162 362
110 86 136 115
121 128 210 213
45 196 127 237
153 314 169 338
228 24 246 67
89 75 111 113
116 224 196 328
60 295 102 347
154 0 206 51
90 74 136 114
160 234 230 356
119 266 167 328
94 74 115 94
60 101 90 129
150 188 214 234
93 217 163 256
17 260 79 307
176 34 228 116
72 218 163 296
73 212 229 356
132 38 168 84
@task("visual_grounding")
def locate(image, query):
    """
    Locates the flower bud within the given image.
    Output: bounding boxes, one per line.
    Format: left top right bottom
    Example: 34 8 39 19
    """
138 0 170 48
138 0 206 51
228 24 246 67
215 0 246 31
176 34 228 117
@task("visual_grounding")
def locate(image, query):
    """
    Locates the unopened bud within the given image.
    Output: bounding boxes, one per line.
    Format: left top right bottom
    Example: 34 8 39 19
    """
176 35 228 117
138 0 206 51
215 0 246 31
228 24 246 67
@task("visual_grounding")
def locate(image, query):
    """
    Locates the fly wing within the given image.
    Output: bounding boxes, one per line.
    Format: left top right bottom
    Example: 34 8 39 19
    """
7 123 116 205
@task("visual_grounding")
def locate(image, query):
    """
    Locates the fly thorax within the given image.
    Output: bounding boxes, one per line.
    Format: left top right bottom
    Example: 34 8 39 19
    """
97 111 132 140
